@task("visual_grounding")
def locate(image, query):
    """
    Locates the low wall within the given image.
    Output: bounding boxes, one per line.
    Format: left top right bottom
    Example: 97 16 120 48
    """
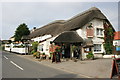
5 47 10 51
12 48 28 54
103 55 120 58
5 47 28 54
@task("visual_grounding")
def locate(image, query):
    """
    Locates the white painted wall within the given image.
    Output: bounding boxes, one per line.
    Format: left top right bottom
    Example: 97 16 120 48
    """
4 43 28 54
31 35 52 42
103 55 120 58
37 36 56 56
11 48 28 54
76 18 105 57
33 18 105 58
113 40 120 46
5 47 10 51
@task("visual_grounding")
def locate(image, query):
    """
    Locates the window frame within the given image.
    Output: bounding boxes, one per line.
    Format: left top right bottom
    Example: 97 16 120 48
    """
96 28 104 37
94 44 102 52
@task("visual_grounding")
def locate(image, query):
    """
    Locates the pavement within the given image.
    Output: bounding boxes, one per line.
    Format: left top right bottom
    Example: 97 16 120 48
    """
15 52 113 78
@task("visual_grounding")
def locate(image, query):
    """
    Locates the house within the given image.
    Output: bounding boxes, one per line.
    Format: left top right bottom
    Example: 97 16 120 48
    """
113 31 120 46
113 31 120 52
29 7 114 59
9 36 15 42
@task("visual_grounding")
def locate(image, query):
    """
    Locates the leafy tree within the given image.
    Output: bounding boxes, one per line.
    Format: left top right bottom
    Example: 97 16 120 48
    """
14 23 30 41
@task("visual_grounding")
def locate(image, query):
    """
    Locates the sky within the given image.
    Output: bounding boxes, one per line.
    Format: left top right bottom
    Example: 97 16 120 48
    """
1 1 119 40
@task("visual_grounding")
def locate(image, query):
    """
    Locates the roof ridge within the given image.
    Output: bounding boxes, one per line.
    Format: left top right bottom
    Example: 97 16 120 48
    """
33 20 65 32
34 7 100 32
66 7 100 22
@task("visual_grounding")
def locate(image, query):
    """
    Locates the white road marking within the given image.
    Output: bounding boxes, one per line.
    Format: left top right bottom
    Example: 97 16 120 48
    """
10 61 24 71
4 56 8 59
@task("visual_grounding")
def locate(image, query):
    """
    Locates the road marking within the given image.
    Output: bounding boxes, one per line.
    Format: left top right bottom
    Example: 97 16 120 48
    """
10 61 24 71
4 56 8 59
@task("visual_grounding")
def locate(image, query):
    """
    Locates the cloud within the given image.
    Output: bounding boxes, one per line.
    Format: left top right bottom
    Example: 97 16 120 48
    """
1 2 118 40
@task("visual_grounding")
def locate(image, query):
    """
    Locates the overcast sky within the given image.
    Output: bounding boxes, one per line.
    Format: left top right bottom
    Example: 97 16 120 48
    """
1 2 119 40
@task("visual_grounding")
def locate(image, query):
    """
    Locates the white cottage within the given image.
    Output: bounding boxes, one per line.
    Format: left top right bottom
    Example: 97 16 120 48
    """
29 7 114 59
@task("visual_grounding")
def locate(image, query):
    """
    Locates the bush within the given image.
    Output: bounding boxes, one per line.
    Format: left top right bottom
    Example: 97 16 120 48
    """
32 42 39 52
36 52 40 58
49 52 53 59
86 52 94 60
19 44 25 48
42 52 45 55
33 52 37 57
33 52 40 58
55 47 61 53
31 50 35 54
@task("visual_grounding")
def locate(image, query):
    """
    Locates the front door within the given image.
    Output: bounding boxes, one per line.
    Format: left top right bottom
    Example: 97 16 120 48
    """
64 44 70 58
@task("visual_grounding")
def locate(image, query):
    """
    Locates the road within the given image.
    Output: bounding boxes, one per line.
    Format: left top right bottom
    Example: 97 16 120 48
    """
2 51 84 78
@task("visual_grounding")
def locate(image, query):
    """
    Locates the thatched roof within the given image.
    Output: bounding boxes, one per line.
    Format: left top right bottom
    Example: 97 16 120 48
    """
53 31 83 43
83 39 94 47
21 35 31 40
29 7 112 38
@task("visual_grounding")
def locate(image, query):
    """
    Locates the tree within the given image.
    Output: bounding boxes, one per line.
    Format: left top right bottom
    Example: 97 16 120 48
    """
14 23 30 41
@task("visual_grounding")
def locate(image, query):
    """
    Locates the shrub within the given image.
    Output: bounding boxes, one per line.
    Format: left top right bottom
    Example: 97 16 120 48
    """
32 42 39 52
36 52 40 58
86 52 94 60
33 52 37 57
50 52 53 56
19 44 25 48
33 52 40 58
42 52 45 55
49 52 53 59
31 50 35 54
55 47 61 53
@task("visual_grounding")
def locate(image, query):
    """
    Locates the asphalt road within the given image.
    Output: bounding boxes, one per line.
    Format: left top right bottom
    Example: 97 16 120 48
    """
2 51 84 78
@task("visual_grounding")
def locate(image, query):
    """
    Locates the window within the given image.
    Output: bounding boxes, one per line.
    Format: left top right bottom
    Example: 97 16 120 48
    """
96 28 103 36
84 47 92 52
39 44 43 51
94 44 101 52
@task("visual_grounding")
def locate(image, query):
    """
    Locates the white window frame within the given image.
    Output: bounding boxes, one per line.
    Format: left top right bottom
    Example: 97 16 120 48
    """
38 44 44 52
94 44 102 52
96 28 104 37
